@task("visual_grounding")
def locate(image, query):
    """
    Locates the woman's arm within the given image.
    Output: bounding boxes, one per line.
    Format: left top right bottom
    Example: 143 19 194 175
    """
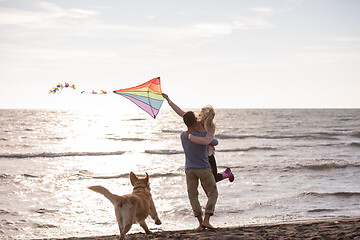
162 93 185 117
184 127 216 145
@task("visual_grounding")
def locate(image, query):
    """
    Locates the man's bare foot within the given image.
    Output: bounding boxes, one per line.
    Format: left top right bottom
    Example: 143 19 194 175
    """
195 225 205 231
202 223 215 229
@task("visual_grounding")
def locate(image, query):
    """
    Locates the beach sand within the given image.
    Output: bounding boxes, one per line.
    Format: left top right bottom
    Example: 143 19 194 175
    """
38 217 360 240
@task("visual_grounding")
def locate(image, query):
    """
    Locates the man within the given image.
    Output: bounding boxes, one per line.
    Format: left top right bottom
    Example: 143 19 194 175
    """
180 111 218 231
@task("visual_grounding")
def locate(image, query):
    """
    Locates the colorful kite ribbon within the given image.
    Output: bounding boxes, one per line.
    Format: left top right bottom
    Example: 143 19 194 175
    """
49 77 164 119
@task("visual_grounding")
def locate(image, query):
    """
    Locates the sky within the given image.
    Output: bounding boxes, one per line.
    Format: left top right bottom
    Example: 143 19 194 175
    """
0 0 359 110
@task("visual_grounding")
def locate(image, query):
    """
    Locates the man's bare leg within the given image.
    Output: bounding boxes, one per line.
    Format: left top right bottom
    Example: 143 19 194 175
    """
202 213 215 229
195 215 204 231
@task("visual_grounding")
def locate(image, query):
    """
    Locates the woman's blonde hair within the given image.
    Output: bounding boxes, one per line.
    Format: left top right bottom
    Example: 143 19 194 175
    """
199 105 215 131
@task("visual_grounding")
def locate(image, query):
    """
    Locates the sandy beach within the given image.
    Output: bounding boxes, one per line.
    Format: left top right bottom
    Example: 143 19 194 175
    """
37 217 360 240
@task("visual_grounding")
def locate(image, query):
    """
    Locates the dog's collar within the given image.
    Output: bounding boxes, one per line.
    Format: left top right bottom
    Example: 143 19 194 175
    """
133 186 148 191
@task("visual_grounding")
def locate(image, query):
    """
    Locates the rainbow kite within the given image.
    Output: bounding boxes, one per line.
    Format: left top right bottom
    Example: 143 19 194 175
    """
113 77 163 119
49 77 164 118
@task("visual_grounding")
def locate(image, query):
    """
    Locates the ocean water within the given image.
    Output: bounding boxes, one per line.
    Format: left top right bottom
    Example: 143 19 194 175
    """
0 108 359 239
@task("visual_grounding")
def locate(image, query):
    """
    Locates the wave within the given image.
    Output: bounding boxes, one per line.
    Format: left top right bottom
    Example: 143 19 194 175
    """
144 147 275 155
75 171 182 180
290 162 360 171
304 192 360 198
162 130 183 134
314 131 360 139
307 208 337 213
148 172 182 178
315 131 349 137
215 133 338 140
0 209 19 216
34 223 57 229
22 174 39 178
34 208 58 214
318 143 342 147
0 174 10 179
301 162 360 171
334 128 352 132
215 134 250 139
48 137 66 141
92 173 129 179
351 132 360 138
0 151 126 159
106 137 146 141
163 129 359 141
349 142 360 148
145 150 183 155
294 142 360 148
124 118 146 121
96 172 182 179
338 118 353 122
217 147 276 152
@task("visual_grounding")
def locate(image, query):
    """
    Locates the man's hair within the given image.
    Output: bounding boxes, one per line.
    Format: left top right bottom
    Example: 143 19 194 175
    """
183 111 197 127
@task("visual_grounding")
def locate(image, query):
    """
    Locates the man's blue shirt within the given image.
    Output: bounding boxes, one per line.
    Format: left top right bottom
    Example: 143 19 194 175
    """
180 131 218 170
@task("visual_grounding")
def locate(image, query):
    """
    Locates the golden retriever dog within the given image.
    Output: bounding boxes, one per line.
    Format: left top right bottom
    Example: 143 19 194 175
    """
88 172 161 240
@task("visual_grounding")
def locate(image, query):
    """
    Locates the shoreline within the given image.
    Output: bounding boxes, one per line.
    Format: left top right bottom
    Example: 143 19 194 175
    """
36 217 360 240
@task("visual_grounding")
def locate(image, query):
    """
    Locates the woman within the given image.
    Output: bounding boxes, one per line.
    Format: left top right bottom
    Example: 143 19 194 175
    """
162 93 234 183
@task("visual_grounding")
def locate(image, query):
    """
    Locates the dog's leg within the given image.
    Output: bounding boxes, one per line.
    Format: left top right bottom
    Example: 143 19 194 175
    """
115 207 124 236
119 204 135 240
120 222 133 240
149 198 162 225
139 220 151 234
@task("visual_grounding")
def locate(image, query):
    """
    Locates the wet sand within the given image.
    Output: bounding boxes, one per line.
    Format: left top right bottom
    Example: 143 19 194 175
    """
38 217 360 240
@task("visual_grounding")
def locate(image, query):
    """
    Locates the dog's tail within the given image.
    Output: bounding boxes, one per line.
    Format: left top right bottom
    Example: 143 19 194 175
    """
88 185 123 206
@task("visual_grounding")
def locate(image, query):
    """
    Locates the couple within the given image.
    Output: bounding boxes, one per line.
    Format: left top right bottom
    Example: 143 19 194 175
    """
163 93 234 231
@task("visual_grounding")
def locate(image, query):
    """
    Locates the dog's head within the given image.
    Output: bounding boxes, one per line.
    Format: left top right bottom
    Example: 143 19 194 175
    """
130 172 150 191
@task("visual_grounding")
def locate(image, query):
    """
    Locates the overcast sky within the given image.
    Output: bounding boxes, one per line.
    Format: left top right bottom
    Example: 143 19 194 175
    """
0 0 359 110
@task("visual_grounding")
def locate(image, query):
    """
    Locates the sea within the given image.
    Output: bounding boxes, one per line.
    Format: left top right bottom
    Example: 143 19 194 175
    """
0 108 359 239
